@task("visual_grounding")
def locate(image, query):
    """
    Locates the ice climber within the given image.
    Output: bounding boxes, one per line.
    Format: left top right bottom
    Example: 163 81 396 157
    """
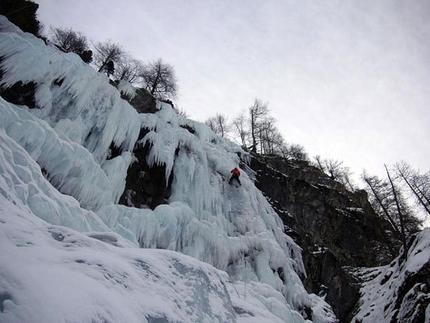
229 167 241 186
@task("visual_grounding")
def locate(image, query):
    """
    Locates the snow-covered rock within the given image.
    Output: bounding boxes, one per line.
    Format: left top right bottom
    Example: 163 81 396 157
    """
351 229 430 323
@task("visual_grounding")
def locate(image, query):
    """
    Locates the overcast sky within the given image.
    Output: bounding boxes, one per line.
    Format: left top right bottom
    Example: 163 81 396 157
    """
36 0 430 184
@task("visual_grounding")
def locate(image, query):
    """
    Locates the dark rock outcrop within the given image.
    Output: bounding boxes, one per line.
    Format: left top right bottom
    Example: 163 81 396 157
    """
0 80 37 108
119 128 173 210
250 154 395 322
125 87 157 114
0 1 41 37
118 87 171 209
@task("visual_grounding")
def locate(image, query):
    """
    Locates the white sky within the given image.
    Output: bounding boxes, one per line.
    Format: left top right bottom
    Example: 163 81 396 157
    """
36 0 430 184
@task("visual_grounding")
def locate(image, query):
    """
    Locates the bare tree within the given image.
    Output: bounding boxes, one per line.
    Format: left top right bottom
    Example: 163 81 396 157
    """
395 161 430 216
314 156 342 180
114 55 144 84
141 58 177 100
363 172 400 233
49 27 92 63
314 156 354 190
314 155 355 191
362 169 422 259
258 117 286 155
282 143 308 161
249 98 269 153
385 164 409 258
93 41 124 74
206 113 229 137
206 118 217 135
232 111 249 148
314 155 325 172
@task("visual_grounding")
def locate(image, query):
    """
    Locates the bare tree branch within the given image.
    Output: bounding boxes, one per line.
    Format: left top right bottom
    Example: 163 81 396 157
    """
140 58 177 100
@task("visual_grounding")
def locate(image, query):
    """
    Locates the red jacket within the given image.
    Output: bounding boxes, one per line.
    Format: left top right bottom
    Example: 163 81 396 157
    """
231 168 240 176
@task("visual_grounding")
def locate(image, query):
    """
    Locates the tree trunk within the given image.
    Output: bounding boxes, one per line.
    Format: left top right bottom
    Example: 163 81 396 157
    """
385 164 407 260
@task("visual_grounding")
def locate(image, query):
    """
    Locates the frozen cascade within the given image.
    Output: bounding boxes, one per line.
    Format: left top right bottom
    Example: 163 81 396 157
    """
0 16 336 323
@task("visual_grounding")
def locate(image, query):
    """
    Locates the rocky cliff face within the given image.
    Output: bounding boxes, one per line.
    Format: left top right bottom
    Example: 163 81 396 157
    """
249 155 397 322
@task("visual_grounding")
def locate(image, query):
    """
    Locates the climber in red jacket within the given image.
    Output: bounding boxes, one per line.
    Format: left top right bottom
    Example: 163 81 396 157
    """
229 167 241 186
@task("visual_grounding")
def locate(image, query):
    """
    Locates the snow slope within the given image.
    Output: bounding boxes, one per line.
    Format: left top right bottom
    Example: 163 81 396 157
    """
351 229 430 323
0 16 335 323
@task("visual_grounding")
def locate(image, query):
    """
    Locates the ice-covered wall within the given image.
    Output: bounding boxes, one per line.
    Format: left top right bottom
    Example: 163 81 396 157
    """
0 16 336 322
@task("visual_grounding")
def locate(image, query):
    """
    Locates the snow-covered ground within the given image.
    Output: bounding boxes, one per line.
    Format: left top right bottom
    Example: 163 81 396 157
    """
351 228 430 323
0 16 336 323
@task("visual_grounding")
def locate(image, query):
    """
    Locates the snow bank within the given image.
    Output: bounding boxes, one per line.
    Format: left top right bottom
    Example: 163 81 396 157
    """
351 229 430 323
0 197 237 323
